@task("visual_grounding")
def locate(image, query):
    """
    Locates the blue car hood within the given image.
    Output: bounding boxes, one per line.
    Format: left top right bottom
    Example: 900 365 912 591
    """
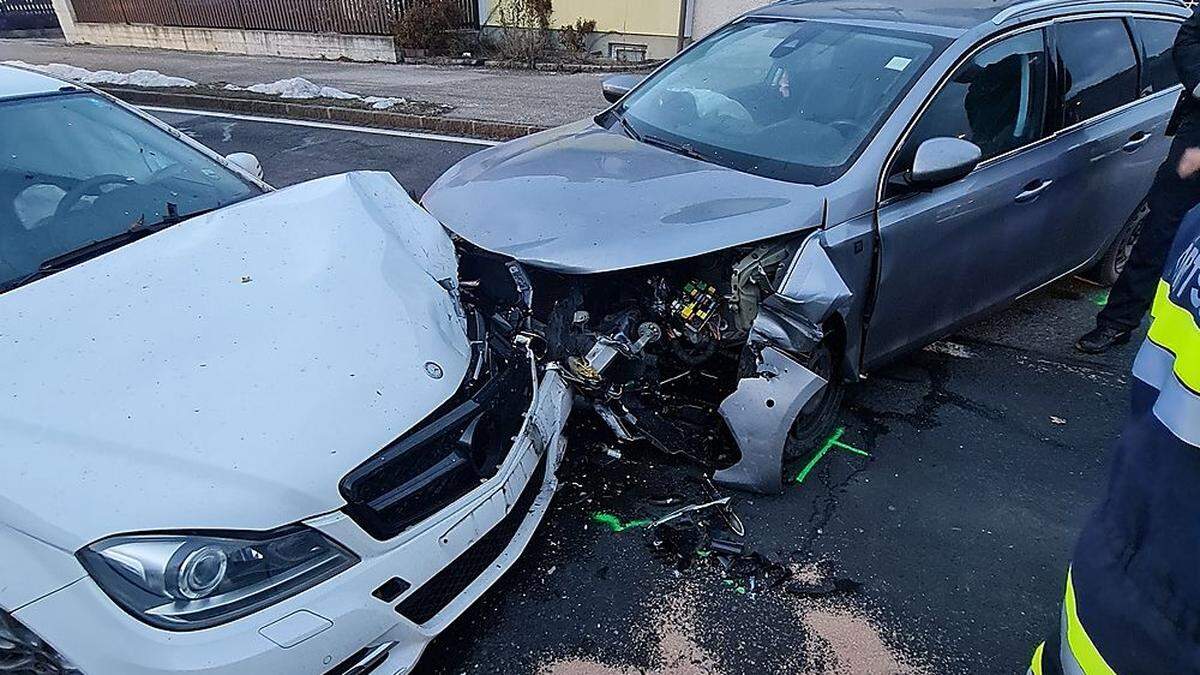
422 119 826 274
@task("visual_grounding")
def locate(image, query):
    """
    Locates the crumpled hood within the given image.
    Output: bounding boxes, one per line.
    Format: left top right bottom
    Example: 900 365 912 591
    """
0 172 471 557
423 119 826 274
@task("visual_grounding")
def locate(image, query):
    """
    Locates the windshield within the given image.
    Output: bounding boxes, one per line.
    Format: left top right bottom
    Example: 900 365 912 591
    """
617 19 945 185
0 93 261 290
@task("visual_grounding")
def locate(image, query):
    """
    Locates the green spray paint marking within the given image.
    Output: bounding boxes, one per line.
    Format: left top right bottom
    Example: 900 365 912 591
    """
794 427 870 485
1091 290 1110 308
592 512 654 533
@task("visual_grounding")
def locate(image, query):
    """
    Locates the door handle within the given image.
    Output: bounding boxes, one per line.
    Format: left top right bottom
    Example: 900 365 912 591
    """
1123 132 1152 153
1015 179 1054 203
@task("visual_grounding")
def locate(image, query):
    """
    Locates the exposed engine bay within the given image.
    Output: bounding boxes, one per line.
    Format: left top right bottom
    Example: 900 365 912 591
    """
455 235 848 494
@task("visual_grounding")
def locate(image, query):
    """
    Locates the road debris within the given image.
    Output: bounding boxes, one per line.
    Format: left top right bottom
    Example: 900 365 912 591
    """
786 577 863 598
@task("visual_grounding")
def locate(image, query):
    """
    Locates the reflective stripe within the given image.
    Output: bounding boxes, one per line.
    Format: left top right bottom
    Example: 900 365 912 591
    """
1030 642 1045 675
1147 281 1200 394
1154 372 1200 446
1133 339 1176 392
1137 305 1200 446
1062 569 1116 675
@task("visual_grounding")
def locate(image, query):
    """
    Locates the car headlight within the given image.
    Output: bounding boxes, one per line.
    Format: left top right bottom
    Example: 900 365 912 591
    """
0 609 80 673
77 526 358 631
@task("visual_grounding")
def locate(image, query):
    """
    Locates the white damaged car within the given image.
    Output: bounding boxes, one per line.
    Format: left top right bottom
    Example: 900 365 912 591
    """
0 65 571 674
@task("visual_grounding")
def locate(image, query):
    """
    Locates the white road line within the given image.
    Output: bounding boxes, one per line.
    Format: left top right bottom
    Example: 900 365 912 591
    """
139 106 501 147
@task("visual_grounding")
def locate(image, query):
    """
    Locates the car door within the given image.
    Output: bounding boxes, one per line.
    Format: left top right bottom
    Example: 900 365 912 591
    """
1044 17 1173 271
865 28 1060 365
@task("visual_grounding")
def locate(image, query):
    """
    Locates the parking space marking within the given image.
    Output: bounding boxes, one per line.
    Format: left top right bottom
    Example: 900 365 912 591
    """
139 106 501 147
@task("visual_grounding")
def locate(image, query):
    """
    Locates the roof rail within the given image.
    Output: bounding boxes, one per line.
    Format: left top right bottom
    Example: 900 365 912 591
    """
993 0 1189 24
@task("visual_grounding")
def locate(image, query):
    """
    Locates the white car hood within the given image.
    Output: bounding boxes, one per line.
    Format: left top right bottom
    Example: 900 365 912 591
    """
0 172 471 558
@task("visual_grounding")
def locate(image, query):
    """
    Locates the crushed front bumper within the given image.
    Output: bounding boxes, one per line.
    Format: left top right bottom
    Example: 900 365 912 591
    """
14 370 572 675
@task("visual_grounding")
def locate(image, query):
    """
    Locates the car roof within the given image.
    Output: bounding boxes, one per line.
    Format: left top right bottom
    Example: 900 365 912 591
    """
747 0 1190 33
0 63 73 100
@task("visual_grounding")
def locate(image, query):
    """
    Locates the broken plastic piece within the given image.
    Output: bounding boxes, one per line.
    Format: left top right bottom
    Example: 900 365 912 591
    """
649 496 731 528
714 346 827 494
505 261 534 310
709 536 747 556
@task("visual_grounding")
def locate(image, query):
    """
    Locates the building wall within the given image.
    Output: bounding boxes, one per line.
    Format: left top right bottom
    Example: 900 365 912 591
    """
482 0 681 36
480 0 683 59
551 0 680 37
691 0 764 39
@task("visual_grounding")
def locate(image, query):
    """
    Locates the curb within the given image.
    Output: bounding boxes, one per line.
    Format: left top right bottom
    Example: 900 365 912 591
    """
99 86 549 141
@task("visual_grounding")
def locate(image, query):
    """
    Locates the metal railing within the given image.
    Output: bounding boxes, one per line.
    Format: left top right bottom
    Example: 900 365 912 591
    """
70 0 479 35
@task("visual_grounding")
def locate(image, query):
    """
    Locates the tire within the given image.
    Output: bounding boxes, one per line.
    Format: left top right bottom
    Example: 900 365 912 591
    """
1087 202 1148 287
782 340 845 462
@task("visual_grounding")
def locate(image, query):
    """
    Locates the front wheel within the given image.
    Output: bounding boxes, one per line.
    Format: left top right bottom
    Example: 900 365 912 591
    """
783 341 845 461
1087 201 1148 287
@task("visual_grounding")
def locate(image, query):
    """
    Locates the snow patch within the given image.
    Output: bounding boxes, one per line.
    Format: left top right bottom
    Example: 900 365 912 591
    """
225 77 409 109
237 77 358 100
3 61 197 87
4 62 411 109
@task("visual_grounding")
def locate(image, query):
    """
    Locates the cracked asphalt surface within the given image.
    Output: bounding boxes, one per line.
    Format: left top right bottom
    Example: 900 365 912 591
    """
157 109 1142 674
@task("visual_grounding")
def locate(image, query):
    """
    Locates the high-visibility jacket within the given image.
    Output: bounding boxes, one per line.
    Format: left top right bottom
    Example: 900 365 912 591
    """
1031 209 1200 674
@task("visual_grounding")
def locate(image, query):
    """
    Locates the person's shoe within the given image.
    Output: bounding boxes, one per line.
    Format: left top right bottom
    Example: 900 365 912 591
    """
1076 326 1133 354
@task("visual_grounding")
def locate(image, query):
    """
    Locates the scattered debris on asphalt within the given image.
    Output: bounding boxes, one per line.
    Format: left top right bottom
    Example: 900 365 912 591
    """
786 576 864 599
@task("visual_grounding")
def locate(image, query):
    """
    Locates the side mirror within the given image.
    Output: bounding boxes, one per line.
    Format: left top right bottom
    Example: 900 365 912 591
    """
909 137 982 189
602 74 643 104
225 152 264 181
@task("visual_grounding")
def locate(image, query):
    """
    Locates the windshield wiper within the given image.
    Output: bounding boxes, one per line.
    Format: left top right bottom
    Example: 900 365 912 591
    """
617 113 643 143
0 203 215 294
641 133 710 163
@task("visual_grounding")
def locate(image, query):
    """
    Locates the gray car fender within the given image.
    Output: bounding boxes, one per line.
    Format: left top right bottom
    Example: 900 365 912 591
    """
713 234 853 494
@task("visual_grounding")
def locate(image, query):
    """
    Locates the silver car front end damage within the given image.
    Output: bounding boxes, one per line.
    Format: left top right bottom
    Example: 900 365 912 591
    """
713 234 854 494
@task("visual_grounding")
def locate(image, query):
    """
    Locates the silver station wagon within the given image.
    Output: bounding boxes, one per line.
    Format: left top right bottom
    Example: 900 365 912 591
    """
424 0 1189 492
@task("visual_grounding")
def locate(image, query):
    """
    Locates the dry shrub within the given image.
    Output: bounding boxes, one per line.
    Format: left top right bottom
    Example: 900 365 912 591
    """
494 0 554 67
395 0 461 52
560 17 597 54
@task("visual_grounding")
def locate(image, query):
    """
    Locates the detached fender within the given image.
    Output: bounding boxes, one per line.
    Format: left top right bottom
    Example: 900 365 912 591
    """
714 235 854 494
713 346 827 494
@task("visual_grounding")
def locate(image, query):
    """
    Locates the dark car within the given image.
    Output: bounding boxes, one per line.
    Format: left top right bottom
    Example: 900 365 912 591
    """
424 0 1189 492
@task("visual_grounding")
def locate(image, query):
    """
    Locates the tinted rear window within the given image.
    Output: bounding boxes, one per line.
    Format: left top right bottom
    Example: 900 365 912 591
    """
1056 19 1139 125
1134 18 1183 93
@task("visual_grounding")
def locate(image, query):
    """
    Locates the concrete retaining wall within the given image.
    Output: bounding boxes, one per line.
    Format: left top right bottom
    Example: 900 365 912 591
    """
67 23 397 61
50 0 398 62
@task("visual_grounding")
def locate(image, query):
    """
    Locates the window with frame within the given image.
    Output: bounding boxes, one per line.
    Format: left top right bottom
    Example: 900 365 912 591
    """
888 30 1049 196
1056 19 1140 126
1134 18 1183 94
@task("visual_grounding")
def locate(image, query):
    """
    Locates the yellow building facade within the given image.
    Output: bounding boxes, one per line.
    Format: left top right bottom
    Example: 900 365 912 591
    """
480 0 763 61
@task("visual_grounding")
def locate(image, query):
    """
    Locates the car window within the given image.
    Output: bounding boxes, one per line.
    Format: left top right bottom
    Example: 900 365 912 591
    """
1056 19 1139 126
1134 18 1183 93
617 19 945 186
889 30 1048 193
0 93 261 290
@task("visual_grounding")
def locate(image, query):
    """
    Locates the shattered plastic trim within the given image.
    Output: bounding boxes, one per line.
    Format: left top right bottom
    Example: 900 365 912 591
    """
714 347 827 494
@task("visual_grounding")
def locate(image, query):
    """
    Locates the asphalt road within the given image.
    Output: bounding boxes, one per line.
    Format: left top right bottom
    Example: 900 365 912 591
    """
156 109 1144 674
